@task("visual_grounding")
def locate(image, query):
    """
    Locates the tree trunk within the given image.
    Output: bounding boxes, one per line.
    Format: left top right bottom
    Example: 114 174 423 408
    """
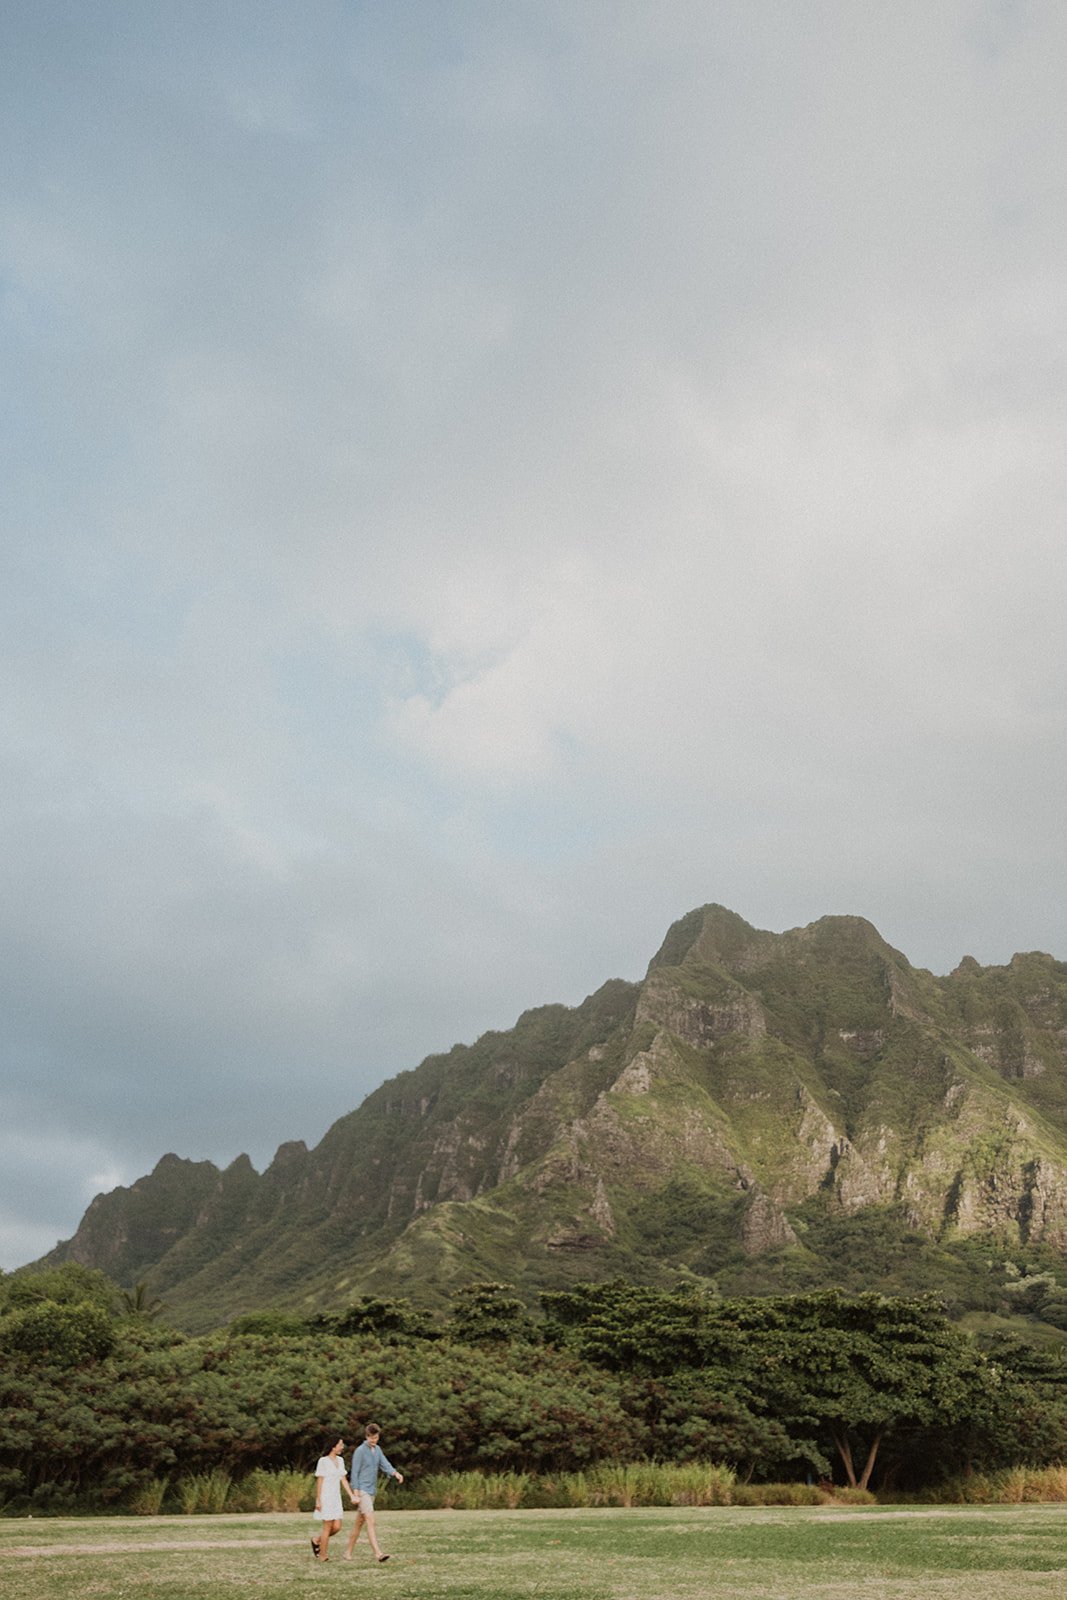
857 1430 884 1491
830 1428 857 1488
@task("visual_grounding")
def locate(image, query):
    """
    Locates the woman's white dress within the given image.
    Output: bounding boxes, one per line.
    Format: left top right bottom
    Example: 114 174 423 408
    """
315 1455 346 1519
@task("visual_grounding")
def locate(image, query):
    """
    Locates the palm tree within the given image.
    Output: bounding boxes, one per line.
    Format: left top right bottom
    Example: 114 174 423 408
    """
120 1281 167 1321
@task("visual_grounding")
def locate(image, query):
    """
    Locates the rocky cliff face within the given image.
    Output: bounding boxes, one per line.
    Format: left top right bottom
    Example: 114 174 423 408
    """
41 906 1067 1329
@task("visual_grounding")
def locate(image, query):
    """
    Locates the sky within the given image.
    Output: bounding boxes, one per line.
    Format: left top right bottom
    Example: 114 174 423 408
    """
2 1 1066 1272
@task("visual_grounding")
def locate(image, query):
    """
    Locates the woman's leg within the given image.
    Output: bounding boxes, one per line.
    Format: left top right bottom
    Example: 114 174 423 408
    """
319 1517 342 1559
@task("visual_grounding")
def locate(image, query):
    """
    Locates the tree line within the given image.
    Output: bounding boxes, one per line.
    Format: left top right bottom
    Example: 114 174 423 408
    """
1 1264 1065 1511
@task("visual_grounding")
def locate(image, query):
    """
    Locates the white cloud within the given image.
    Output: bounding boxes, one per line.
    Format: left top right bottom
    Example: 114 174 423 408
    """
1 1 1066 1268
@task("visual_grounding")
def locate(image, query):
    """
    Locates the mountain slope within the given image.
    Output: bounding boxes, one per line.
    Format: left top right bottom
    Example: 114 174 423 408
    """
42 906 1067 1330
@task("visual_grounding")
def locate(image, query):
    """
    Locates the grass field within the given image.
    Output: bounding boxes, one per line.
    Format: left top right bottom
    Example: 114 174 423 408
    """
3 1505 1067 1600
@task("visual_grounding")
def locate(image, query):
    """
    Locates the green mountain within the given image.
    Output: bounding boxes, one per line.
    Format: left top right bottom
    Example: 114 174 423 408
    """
41 906 1067 1331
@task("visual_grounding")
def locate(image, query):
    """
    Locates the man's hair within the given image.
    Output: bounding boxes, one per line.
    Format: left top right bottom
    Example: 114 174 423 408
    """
365 1423 380 1438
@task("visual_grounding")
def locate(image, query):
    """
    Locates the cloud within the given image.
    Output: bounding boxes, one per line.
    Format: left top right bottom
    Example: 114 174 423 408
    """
1 1 1066 1268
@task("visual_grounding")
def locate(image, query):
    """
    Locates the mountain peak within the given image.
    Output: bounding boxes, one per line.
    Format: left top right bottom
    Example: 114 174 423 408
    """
647 904 763 972
37 903 1067 1330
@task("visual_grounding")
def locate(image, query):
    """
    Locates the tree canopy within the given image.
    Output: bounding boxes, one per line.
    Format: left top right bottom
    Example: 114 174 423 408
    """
1 1267 1064 1510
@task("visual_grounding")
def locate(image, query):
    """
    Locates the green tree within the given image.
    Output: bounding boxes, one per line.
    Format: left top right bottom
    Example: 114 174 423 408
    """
541 1279 713 1371
227 1310 309 1337
448 1283 534 1346
326 1296 438 1341
543 1282 1009 1490
635 1372 809 1481
1 1299 117 1367
705 1292 996 1490
3 1263 117 1313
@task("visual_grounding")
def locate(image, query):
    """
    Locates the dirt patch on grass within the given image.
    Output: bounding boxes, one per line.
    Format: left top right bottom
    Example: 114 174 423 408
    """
0 1538 298 1558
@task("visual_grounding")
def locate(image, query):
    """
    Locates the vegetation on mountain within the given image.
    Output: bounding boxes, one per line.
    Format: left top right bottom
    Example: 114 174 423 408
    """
28 905 1067 1332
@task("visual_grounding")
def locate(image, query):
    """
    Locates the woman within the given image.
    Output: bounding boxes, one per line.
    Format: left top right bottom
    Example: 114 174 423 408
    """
311 1436 351 1562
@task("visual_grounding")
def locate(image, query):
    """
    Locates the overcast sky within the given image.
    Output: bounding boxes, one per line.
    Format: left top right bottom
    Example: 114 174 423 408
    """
2 1 1065 1272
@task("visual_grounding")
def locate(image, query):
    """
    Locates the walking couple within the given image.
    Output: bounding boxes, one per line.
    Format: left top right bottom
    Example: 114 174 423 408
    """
312 1423 404 1563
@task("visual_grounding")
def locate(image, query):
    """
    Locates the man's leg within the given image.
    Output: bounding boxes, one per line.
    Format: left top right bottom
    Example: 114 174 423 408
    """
345 1510 364 1557
364 1506 386 1560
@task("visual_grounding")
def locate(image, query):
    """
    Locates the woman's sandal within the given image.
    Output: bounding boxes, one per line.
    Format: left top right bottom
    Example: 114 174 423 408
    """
377 1554 390 1562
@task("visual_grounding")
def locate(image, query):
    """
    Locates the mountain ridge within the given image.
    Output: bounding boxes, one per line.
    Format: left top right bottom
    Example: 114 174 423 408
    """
39 905 1067 1330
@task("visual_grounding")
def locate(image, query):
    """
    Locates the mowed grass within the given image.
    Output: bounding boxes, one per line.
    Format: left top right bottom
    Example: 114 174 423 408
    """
3 1505 1067 1600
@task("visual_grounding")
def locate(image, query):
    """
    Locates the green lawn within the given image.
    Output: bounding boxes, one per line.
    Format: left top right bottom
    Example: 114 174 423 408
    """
3 1505 1067 1600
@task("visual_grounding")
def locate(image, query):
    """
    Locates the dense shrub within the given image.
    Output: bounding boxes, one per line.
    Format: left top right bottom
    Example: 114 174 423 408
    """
226 1312 309 1338
0 1323 631 1509
1 1264 117 1313
3 1277 1066 1511
0 1299 116 1365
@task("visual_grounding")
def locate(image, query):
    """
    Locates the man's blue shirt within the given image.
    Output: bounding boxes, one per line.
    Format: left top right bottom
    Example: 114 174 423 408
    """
350 1440 397 1494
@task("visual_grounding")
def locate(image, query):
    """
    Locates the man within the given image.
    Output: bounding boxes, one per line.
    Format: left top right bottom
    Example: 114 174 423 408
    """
344 1422 405 1563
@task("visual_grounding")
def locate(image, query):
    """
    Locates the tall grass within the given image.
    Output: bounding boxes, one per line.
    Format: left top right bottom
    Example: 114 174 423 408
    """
585 1462 667 1507
117 1462 883 1517
667 1464 741 1506
562 1462 735 1508
933 1465 1067 1504
530 1470 594 1509
126 1477 168 1515
228 1469 313 1513
176 1469 232 1514
390 1463 861 1510
732 1481 824 1507
404 1471 531 1510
